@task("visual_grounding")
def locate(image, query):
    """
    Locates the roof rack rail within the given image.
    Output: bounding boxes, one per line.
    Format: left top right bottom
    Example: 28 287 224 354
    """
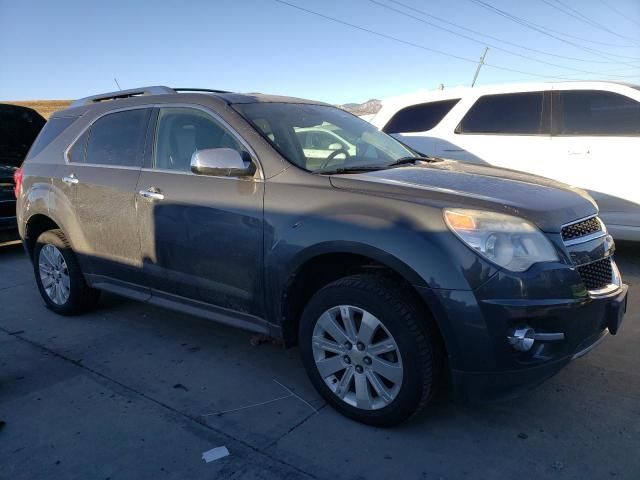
70 86 175 108
173 88 232 94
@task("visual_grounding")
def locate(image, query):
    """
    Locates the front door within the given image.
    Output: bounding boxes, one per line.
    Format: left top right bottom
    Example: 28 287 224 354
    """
135 106 264 317
65 108 151 290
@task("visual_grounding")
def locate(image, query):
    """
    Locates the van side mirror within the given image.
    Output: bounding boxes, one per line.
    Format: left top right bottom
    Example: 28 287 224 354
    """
190 148 256 177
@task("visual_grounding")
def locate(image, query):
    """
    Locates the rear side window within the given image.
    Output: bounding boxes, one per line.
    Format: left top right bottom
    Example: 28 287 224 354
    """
383 99 460 134
457 92 549 135
558 90 640 136
26 116 77 160
85 109 150 167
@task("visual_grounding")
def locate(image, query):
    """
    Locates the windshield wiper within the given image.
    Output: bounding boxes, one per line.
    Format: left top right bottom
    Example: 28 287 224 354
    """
314 165 387 175
386 156 439 167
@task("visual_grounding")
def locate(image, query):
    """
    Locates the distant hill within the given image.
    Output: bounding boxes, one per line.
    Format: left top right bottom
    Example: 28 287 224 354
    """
4 98 382 120
4 100 72 119
339 99 382 117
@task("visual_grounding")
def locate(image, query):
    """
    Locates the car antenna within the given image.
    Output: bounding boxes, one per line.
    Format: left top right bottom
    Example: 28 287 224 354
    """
114 78 122 91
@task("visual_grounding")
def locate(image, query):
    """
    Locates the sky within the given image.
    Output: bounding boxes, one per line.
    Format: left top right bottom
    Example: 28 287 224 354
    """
1 0 639 104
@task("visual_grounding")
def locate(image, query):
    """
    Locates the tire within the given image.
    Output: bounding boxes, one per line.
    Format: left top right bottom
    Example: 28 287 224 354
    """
299 274 442 427
33 229 100 315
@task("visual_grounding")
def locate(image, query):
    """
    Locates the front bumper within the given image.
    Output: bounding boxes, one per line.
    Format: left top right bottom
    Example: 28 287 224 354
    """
418 263 628 404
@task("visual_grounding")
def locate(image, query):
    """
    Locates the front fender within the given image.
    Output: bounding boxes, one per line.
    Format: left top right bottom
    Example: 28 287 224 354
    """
263 195 497 328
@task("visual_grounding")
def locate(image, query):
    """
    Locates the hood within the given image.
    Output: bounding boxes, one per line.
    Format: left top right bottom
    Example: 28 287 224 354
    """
0 165 16 201
0 104 46 168
330 160 597 233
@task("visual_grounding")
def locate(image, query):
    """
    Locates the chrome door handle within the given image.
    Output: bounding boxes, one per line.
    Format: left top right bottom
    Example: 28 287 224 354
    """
62 174 79 185
138 189 165 201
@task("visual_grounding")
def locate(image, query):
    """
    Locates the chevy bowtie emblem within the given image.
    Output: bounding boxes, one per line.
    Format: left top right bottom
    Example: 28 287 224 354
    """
604 234 615 257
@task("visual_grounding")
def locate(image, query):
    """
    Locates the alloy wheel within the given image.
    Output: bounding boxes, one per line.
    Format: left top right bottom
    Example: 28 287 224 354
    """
311 305 403 410
38 244 70 305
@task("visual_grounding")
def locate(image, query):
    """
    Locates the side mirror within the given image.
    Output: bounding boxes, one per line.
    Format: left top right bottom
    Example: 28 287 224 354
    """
190 148 256 177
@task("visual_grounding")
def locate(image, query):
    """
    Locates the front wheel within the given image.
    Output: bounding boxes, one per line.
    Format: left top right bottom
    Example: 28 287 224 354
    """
33 229 100 315
299 274 442 426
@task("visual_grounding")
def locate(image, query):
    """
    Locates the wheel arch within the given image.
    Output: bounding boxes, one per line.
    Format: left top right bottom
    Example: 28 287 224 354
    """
23 213 61 259
277 243 446 352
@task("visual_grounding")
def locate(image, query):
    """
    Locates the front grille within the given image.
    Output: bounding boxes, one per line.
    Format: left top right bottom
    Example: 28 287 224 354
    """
577 258 613 290
561 216 603 241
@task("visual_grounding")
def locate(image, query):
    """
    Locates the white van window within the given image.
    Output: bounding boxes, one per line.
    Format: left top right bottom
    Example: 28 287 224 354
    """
383 99 460 134
558 90 640 136
457 92 549 135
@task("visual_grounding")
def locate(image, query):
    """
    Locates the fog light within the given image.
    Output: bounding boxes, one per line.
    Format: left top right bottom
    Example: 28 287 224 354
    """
508 327 536 352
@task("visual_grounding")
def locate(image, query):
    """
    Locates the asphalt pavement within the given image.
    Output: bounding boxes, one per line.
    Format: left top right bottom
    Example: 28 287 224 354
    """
1 241 638 479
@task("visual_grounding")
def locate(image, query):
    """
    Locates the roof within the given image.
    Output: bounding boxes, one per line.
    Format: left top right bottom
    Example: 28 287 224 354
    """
373 80 640 118
67 86 327 111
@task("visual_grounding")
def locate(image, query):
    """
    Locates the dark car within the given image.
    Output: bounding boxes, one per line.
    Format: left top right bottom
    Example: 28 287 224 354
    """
0 103 46 242
16 86 628 426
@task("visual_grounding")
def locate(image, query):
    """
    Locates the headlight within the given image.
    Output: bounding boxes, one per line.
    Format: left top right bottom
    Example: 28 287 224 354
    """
443 209 559 272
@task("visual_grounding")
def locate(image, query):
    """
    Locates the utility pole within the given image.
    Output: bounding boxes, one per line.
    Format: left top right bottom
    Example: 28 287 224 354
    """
471 47 489 87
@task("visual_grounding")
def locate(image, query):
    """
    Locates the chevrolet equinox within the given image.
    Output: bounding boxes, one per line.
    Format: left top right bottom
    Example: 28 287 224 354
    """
16 86 628 426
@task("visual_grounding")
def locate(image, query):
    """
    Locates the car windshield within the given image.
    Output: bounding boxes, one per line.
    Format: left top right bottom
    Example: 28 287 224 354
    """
233 103 416 173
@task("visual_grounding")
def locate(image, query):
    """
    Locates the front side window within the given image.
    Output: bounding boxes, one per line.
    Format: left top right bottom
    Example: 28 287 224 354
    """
234 103 415 172
85 109 150 167
153 108 246 171
383 99 460 134
558 90 640 136
457 92 549 135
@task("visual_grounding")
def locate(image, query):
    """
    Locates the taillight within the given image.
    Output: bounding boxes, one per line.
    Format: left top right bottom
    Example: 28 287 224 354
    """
13 167 23 199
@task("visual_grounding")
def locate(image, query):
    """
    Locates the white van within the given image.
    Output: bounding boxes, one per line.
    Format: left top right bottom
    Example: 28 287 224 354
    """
370 82 640 241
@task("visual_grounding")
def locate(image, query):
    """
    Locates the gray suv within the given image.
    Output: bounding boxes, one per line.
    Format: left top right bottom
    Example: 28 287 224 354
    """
17 86 628 426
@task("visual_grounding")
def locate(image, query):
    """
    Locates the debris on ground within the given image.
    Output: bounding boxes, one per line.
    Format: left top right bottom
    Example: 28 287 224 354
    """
202 446 230 463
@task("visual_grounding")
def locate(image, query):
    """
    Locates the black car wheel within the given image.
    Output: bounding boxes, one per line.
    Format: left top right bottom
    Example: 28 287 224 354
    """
33 229 100 315
299 274 442 426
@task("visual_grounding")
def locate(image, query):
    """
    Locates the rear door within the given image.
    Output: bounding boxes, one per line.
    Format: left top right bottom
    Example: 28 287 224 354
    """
65 108 151 292
550 89 640 232
451 91 553 172
135 106 264 318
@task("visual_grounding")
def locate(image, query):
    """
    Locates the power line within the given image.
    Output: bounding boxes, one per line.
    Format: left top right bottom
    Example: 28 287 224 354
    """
368 0 638 76
598 0 640 28
272 0 631 81
540 0 640 45
387 0 634 65
469 0 640 62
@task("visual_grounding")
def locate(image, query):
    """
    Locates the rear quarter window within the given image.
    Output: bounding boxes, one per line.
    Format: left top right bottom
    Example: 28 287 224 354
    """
26 116 77 160
558 90 640 136
383 99 460 134
67 129 90 163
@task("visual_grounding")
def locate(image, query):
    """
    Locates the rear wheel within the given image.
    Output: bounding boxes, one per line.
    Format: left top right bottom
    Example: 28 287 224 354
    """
33 229 100 315
299 274 442 426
